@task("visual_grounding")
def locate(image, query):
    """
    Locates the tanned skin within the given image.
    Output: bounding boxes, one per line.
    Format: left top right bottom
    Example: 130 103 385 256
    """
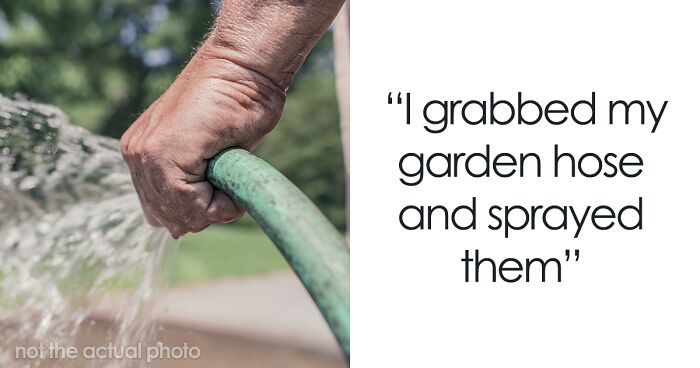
120 0 346 237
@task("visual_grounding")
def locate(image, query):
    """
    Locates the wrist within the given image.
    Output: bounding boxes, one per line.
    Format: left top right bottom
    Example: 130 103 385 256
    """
202 29 304 92
166 45 286 156
204 0 345 91
195 40 288 100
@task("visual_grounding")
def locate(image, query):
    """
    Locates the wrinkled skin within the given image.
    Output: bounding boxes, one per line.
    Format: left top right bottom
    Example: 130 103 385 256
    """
120 43 285 238
121 0 344 238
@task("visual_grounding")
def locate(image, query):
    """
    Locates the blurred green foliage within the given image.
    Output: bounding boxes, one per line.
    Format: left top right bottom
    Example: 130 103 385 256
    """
173 225 290 284
0 0 346 229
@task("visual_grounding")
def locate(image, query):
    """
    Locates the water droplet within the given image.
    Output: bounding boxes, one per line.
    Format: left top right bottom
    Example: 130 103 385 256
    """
1 95 174 351
18 176 40 191
37 222 51 234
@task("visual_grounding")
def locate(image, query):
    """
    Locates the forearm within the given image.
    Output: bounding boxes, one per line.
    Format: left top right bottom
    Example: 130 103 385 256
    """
203 0 346 91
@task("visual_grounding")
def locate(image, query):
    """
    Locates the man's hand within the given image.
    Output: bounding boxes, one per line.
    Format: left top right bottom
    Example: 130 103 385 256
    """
120 0 344 238
120 42 285 238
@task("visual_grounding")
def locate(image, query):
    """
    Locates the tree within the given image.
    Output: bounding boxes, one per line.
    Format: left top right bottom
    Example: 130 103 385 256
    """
0 0 347 229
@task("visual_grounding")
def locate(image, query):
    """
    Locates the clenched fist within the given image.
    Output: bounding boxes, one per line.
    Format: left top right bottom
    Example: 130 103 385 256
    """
120 0 344 238
120 42 284 237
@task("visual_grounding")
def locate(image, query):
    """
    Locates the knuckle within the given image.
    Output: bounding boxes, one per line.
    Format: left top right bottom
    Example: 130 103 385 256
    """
189 223 210 234
205 207 219 220
166 224 183 238
140 136 159 153
138 139 161 164
119 137 132 160
187 218 211 233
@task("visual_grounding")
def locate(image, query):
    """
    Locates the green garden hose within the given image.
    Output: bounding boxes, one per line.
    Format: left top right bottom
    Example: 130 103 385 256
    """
207 148 350 361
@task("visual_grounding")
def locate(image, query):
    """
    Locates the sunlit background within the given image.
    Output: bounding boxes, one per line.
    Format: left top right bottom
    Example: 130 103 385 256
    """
0 0 346 278
0 1 346 366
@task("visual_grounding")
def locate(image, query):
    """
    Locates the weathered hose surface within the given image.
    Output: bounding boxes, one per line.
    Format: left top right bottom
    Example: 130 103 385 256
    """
207 148 350 361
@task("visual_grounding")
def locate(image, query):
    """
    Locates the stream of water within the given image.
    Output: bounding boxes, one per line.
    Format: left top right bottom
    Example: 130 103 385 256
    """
0 94 178 367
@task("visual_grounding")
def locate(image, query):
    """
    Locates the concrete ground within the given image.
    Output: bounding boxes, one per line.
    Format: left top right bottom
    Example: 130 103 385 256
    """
153 272 343 356
92 272 345 367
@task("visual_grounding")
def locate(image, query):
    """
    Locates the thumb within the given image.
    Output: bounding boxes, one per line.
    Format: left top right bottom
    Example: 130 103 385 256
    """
207 189 246 223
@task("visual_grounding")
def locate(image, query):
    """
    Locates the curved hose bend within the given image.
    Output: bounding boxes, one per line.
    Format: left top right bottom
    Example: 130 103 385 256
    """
207 148 350 361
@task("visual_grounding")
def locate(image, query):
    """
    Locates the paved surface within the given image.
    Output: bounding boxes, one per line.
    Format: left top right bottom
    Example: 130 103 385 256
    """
94 272 343 358
153 272 342 356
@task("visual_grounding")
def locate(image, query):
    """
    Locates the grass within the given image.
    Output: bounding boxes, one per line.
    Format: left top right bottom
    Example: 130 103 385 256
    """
169 223 290 285
1 222 290 299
